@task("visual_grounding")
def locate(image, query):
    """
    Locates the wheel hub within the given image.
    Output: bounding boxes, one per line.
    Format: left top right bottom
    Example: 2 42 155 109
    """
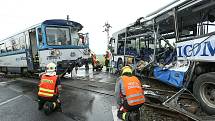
200 83 215 108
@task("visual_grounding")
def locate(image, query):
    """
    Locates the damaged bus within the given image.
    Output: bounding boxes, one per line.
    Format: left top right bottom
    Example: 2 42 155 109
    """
112 0 215 120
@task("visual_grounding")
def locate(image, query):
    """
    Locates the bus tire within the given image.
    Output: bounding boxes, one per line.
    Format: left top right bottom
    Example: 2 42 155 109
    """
193 72 215 115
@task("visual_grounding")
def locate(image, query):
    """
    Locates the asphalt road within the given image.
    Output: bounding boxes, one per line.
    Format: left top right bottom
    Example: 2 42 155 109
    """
0 69 118 121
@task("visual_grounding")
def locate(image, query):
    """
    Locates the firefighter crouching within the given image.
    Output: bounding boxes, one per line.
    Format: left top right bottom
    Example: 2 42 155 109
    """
38 62 62 113
91 52 103 71
115 66 145 120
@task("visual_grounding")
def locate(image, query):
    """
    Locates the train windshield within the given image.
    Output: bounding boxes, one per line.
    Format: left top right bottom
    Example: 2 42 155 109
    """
71 31 80 45
46 27 71 45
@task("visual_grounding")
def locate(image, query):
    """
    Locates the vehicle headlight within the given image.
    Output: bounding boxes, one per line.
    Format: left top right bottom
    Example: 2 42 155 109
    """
83 49 90 55
50 49 61 56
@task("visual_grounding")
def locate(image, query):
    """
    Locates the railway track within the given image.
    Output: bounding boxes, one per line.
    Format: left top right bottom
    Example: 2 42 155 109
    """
142 103 193 121
0 73 116 96
1 73 215 121
142 77 215 121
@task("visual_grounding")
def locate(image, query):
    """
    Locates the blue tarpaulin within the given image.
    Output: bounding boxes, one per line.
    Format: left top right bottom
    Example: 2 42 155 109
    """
153 66 185 88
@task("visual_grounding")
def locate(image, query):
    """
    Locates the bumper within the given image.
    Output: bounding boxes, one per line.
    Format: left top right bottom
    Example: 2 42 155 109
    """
56 58 89 73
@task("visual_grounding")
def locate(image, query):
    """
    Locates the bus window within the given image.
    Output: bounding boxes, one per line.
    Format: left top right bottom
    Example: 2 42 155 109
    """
116 41 123 55
124 40 137 55
203 20 215 34
139 39 154 62
46 27 70 46
156 38 177 66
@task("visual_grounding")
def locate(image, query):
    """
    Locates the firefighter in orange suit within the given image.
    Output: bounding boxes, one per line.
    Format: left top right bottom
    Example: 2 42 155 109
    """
115 66 145 120
91 53 97 71
104 50 111 71
38 62 62 111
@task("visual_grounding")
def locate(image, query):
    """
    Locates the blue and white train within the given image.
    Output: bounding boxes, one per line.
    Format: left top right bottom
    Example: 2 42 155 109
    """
0 19 90 74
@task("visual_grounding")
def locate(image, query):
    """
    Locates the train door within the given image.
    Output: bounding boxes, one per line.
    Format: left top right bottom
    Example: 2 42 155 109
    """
26 28 39 71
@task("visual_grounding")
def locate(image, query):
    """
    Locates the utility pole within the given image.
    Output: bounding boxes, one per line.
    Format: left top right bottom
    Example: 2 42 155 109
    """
103 22 112 50
67 15 70 21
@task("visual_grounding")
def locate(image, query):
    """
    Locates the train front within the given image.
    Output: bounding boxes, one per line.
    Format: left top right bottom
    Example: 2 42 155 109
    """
39 19 90 75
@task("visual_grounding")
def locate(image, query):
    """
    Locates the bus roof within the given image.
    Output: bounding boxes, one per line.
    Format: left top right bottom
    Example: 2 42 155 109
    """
113 0 215 38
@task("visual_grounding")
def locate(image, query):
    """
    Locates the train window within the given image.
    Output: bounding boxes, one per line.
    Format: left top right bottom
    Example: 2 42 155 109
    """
6 41 13 52
84 33 89 45
78 34 85 45
19 36 25 49
0 44 6 53
71 32 79 45
37 28 43 47
46 27 70 46
12 38 20 51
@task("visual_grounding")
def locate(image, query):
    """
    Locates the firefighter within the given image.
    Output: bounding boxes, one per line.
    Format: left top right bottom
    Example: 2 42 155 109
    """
104 50 111 71
91 53 97 71
38 62 62 112
115 66 145 120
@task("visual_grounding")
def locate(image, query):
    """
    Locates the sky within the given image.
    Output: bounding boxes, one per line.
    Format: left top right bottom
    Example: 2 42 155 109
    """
0 0 174 54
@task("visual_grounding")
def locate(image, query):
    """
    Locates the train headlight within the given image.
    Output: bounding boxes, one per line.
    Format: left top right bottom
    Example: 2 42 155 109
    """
50 49 61 56
83 49 90 55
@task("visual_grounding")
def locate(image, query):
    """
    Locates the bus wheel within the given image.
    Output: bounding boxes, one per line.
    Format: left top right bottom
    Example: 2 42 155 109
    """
193 72 215 115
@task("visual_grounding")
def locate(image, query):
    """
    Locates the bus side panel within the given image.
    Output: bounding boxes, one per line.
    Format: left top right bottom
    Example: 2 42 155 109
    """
176 35 215 62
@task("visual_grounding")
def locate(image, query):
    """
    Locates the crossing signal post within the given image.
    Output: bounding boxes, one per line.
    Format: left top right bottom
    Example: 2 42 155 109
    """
103 22 112 50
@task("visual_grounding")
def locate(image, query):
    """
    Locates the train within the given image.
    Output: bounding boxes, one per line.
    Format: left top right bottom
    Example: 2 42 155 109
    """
0 19 90 75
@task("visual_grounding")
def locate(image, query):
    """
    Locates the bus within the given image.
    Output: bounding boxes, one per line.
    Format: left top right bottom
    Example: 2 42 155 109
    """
0 19 90 75
111 0 215 118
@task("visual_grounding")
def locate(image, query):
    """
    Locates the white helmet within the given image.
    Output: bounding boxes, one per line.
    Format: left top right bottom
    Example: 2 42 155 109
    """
45 62 57 76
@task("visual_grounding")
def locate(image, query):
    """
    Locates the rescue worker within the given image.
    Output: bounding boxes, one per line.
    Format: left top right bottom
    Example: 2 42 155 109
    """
115 66 145 121
104 50 111 71
38 62 62 112
91 53 97 71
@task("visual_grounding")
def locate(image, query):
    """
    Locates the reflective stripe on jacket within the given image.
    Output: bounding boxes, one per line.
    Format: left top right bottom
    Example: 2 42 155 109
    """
122 76 145 106
38 75 58 98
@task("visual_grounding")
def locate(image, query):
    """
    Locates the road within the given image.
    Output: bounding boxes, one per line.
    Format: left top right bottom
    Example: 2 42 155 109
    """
0 69 118 121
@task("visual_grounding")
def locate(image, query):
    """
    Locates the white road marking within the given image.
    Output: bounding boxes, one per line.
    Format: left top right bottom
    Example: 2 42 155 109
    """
112 106 123 121
0 95 23 106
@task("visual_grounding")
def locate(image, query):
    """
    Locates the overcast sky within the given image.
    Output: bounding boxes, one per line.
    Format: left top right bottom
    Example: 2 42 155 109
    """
0 0 174 54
